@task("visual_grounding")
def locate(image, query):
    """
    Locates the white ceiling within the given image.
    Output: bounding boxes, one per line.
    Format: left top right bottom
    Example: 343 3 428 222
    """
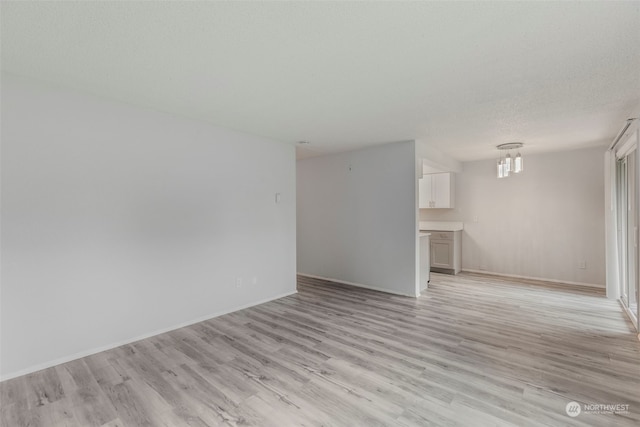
2 2 639 162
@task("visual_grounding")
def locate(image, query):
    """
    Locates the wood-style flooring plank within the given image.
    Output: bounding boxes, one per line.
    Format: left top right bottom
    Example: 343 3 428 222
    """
2 272 639 426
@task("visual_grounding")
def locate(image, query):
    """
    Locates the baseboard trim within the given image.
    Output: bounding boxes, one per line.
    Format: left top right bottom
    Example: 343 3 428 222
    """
298 273 418 297
0 290 297 382
461 269 605 289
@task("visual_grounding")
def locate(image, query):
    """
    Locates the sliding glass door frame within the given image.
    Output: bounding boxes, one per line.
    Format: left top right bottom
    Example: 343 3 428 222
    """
615 129 640 331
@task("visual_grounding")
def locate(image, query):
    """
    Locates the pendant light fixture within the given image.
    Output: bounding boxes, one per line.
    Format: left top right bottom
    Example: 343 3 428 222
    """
496 142 524 178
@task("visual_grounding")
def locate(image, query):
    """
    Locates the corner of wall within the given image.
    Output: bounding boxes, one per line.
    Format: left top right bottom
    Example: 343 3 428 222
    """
415 139 462 173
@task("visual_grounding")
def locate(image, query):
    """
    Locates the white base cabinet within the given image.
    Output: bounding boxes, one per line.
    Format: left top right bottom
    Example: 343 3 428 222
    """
427 230 461 274
419 234 431 292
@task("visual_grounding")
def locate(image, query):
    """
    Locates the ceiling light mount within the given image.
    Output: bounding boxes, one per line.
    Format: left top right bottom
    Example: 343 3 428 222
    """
496 142 523 151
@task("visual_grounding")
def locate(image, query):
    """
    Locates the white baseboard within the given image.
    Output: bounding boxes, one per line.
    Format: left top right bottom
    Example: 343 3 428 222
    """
298 273 418 297
0 290 297 382
461 269 605 289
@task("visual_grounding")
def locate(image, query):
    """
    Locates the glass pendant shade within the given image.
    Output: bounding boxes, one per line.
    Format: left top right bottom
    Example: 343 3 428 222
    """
514 152 523 173
497 159 509 178
505 153 513 172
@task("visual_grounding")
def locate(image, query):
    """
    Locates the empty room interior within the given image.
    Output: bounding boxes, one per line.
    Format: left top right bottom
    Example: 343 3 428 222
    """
1 2 640 426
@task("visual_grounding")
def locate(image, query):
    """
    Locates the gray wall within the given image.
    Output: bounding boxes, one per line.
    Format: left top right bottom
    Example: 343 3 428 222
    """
1 73 297 379
297 141 418 296
422 146 606 286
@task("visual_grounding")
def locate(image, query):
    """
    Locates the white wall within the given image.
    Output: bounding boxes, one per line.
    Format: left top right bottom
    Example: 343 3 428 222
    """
297 141 418 296
0 73 297 379
416 139 462 174
421 146 606 287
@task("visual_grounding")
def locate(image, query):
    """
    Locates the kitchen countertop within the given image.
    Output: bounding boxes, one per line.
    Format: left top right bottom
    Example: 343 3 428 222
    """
419 221 463 232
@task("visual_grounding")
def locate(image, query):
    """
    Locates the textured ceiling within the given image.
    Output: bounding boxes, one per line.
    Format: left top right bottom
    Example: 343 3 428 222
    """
2 1 639 161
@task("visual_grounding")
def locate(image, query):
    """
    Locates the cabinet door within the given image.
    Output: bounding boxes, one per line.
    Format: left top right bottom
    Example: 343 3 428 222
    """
420 172 455 209
432 173 452 208
431 240 453 269
418 176 432 208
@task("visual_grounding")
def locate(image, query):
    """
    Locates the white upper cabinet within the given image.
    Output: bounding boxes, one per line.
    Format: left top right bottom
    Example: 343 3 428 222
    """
418 175 431 208
419 172 455 209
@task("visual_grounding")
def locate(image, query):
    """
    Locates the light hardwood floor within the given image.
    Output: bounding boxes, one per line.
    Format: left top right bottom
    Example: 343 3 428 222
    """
1 273 639 426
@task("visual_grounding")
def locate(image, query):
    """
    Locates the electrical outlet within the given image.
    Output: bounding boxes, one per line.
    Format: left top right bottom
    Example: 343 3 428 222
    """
236 277 242 288
578 261 586 270
252 276 258 285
